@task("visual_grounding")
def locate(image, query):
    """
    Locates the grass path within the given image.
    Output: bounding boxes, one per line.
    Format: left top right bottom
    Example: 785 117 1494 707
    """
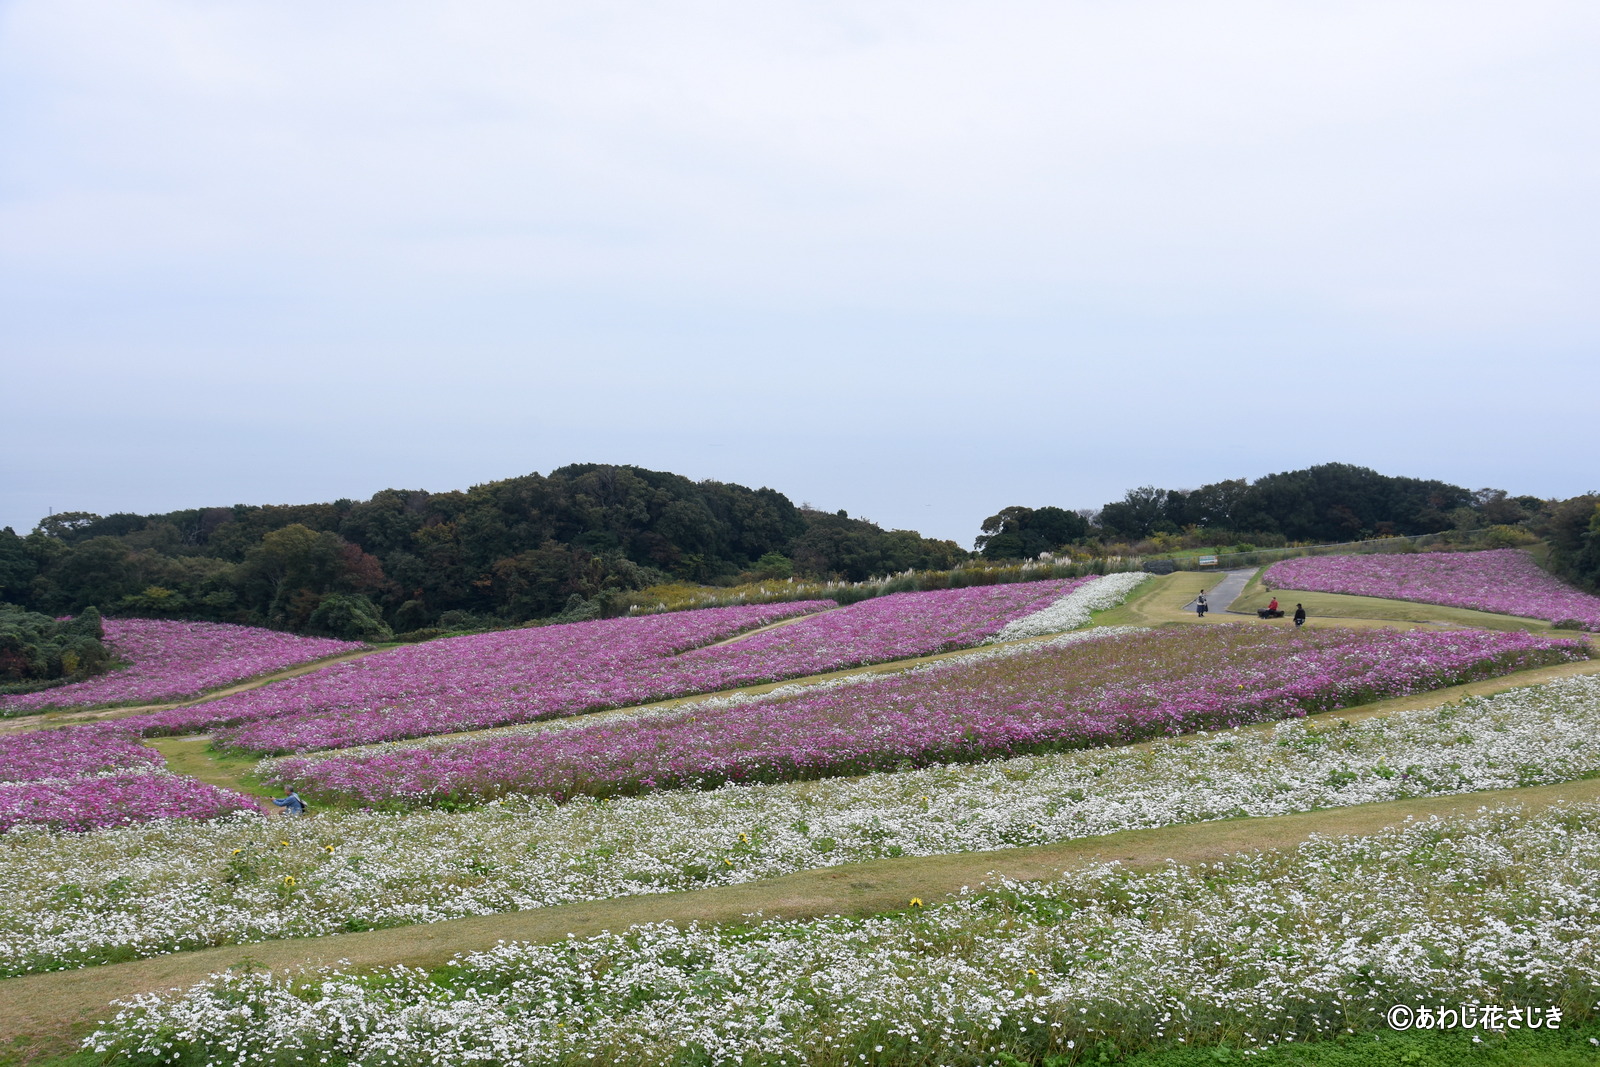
694 610 818 648
142 736 282 802
5 777 1600 1061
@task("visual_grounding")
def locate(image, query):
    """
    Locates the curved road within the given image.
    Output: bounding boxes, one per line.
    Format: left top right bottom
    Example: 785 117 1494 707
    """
1181 567 1255 615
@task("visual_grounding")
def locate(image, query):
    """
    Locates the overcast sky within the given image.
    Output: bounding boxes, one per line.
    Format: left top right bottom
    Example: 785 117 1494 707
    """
3 1 1596 547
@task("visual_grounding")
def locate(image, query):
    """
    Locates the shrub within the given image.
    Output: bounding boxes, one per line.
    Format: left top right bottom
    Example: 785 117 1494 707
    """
393 628 447 643
306 594 393 643
1482 524 1538 548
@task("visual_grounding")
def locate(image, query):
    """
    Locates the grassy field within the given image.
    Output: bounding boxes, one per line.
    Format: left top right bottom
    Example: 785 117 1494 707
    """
142 736 278 802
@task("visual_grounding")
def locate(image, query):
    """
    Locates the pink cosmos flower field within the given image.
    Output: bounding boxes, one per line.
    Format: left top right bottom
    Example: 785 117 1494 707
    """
274 624 1587 807
0 724 161 784
0 618 366 715
1263 549 1600 631
0 721 259 833
0 768 257 834
198 581 1086 754
130 599 835 745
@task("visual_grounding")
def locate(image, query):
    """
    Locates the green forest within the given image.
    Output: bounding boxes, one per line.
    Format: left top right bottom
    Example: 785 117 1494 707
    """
2 461 1595 639
0 465 966 638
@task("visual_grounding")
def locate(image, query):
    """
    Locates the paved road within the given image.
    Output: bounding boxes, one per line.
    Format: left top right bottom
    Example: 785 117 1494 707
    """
1182 567 1255 615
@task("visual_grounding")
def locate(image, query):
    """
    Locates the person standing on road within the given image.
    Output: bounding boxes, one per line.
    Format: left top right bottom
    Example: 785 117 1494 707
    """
1196 591 1208 618
1293 603 1307 628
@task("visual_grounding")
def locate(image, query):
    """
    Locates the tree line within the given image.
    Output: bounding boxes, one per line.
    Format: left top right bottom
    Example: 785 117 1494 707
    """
0 465 964 640
3 461 1594 641
975 462 1599 593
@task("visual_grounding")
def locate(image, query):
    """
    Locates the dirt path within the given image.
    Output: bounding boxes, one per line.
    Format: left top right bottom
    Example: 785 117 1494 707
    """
5 777 1599 1060
0 648 385 735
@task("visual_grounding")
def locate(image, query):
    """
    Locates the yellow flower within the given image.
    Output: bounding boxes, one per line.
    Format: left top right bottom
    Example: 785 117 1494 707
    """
279 840 290 847
324 844 335 853
909 897 924 908
230 848 244 856
738 832 750 844
724 858 733 866
283 876 296 887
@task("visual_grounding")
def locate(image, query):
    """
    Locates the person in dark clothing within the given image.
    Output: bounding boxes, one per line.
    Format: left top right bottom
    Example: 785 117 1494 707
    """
1293 604 1307 628
1196 591 1208 618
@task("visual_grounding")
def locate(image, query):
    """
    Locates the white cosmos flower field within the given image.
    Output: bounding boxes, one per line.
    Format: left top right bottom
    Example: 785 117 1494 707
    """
4 671 1600 976
986 571 1149 641
86 803 1600 1065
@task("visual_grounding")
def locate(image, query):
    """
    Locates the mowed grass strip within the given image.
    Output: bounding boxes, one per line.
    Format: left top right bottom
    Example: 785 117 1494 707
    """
5 777 1600 1062
141 736 280 803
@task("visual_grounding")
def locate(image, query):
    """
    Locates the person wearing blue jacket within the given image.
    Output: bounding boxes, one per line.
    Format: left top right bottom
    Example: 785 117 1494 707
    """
271 787 306 816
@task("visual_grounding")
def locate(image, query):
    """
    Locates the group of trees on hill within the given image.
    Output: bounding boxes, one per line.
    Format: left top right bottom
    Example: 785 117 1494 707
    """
1546 493 1600 593
1089 464 1487 544
0 465 964 639
3 461 1594 639
976 463 1599 592
0 605 111 691
975 463 1499 562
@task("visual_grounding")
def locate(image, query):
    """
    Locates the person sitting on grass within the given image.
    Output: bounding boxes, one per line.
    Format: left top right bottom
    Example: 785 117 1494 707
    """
271 786 306 817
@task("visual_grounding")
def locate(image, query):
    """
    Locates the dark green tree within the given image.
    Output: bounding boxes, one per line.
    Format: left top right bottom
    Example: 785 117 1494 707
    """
975 506 1089 559
306 593 393 642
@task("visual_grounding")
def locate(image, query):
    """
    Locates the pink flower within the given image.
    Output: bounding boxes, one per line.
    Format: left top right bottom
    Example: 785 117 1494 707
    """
1263 550 1600 631
0 619 365 714
274 625 1586 807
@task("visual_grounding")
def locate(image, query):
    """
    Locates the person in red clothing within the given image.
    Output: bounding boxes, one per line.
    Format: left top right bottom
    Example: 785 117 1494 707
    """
1268 597 1279 613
